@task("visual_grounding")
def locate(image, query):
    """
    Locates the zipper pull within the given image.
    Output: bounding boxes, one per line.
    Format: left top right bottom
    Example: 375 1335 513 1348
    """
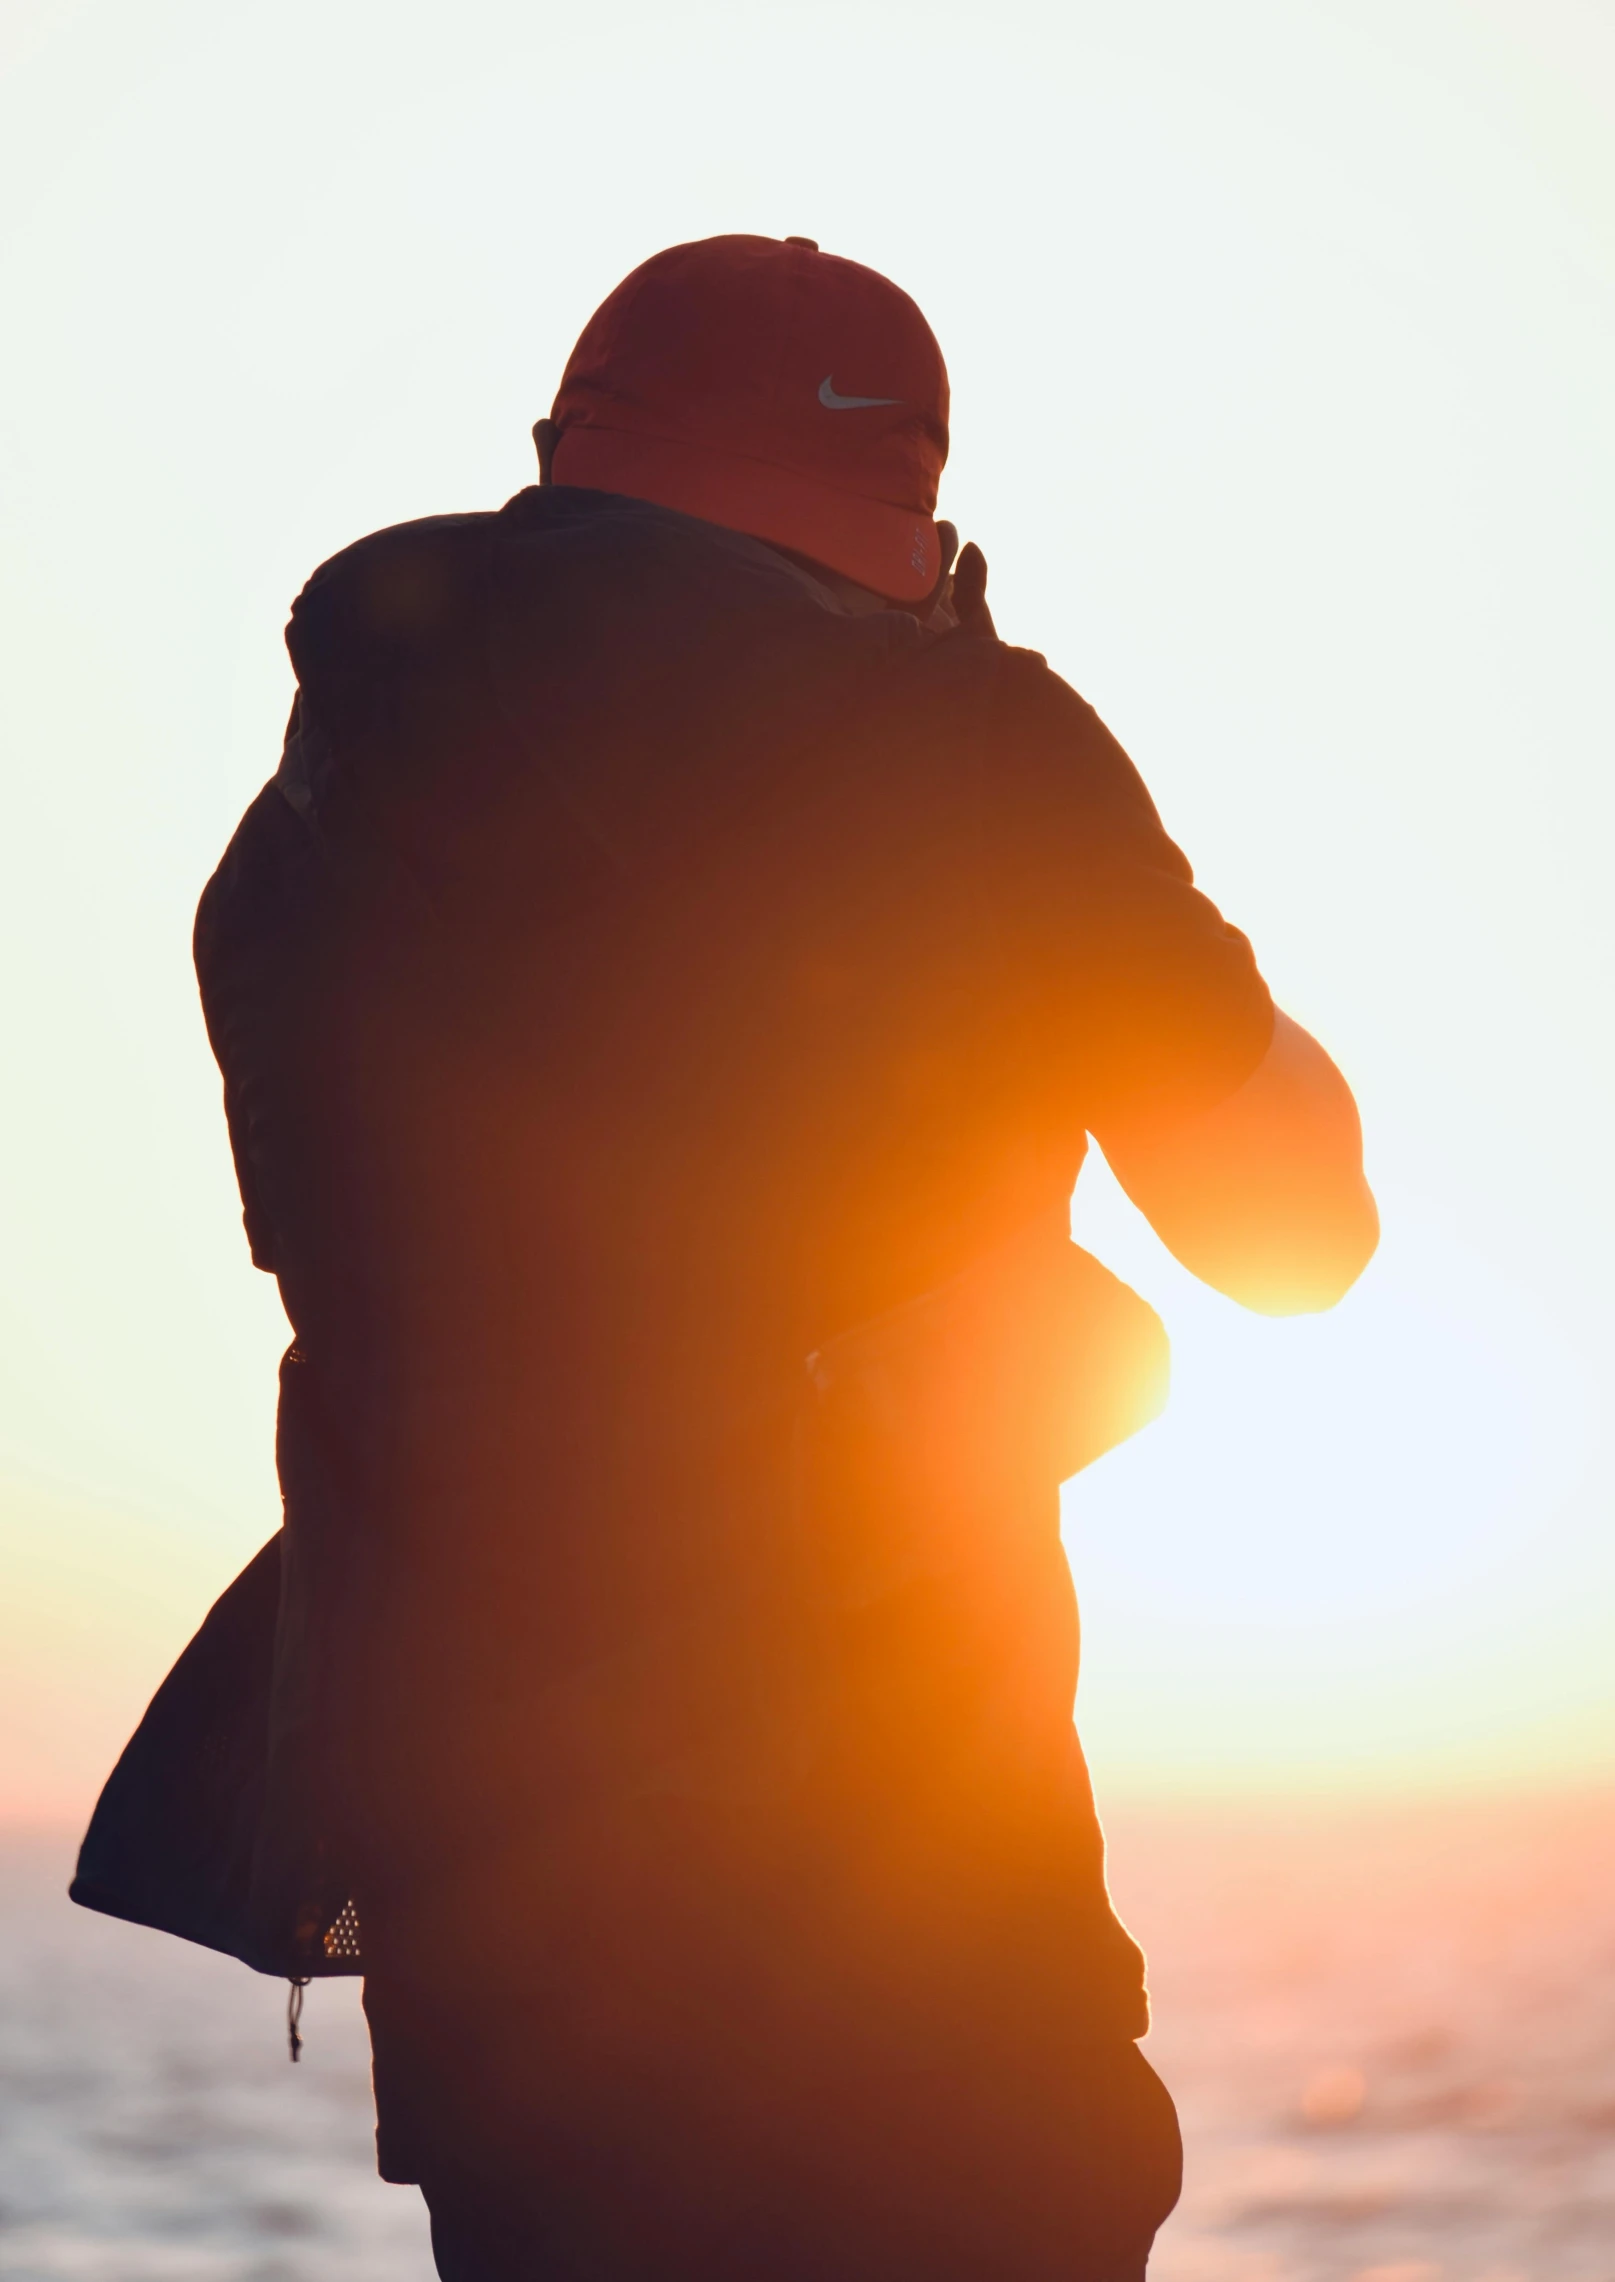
287 1975 311 2063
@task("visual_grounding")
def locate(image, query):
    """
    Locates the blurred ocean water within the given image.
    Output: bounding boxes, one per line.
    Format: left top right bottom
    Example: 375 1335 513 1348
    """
2 1794 1611 2280
1110 1794 1615 2282
0 1841 434 2281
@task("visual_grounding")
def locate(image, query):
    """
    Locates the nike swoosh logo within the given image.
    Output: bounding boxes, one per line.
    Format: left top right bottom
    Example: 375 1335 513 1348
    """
819 375 902 410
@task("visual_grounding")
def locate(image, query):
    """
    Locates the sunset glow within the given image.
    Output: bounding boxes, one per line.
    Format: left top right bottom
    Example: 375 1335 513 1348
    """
4 6 1615 2278
1 0 1611 1832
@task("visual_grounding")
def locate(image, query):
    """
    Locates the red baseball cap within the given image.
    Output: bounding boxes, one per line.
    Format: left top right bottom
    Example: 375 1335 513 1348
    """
548 235 950 602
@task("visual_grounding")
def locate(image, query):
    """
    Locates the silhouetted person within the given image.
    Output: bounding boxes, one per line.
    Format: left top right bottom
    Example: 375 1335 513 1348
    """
74 237 1376 2279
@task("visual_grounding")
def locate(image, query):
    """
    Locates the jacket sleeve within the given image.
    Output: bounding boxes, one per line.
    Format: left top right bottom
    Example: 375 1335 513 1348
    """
963 642 1276 1137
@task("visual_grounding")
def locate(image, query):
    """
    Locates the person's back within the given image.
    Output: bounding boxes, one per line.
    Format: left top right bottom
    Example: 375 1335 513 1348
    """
78 236 1377 2280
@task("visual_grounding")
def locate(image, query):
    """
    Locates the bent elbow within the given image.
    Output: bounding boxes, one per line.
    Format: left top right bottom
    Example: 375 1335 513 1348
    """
1226 1184 1381 1316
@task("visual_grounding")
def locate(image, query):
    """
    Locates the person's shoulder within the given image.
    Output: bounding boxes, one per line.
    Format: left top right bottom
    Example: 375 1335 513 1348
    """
898 634 1176 856
915 634 1125 751
285 489 700 663
302 497 507 602
285 509 507 694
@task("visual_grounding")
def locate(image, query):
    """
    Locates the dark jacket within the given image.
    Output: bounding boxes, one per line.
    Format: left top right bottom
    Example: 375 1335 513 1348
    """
74 487 1270 2023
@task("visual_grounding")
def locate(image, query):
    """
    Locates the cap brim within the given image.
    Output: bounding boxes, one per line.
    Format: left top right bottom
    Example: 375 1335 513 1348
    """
551 425 940 603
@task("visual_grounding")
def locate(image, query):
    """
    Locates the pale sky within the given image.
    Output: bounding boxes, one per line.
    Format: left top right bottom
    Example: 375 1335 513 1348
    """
1 0 1612 1820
